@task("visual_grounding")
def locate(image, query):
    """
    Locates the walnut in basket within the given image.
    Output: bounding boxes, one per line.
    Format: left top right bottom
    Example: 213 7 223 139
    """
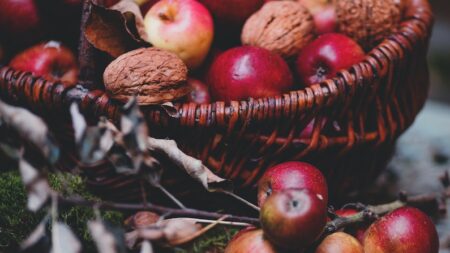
103 47 190 105
334 0 402 50
241 1 315 59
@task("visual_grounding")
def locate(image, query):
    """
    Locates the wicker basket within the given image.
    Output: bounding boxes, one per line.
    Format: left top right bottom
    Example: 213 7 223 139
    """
0 0 433 202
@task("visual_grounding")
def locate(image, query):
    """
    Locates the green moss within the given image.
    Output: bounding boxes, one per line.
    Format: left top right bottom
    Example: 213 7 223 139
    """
0 171 45 250
0 171 124 252
0 170 236 253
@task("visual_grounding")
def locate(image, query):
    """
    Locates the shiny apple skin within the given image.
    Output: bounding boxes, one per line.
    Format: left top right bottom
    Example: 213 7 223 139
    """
363 207 439 253
186 78 211 104
207 46 294 102
144 0 214 69
260 188 327 250
258 161 328 206
225 228 278 253
0 0 43 47
316 232 363 253
9 41 79 84
296 33 365 86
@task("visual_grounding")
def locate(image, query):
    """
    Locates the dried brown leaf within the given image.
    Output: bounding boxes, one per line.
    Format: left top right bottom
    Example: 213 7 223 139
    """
84 2 150 58
147 138 233 192
0 99 59 163
111 0 149 41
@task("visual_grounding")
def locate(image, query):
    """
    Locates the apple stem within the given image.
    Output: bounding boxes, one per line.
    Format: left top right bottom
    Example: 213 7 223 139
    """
158 5 176 22
323 172 450 237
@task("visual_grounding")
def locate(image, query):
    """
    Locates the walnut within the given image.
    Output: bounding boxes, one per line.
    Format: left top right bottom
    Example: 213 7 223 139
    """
103 47 189 105
334 0 401 50
241 1 315 59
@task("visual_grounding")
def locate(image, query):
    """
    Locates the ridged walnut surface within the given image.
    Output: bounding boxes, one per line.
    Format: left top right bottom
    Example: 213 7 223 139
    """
241 1 315 59
334 0 402 50
103 47 189 105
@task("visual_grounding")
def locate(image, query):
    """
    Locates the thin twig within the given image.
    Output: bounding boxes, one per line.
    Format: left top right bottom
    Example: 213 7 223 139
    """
57 195 260 225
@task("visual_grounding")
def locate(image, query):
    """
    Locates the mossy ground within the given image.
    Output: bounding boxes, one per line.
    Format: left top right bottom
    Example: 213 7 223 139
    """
0 170 237 253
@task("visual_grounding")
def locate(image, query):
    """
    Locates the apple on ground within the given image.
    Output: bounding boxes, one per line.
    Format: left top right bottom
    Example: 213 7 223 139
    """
363 207 439 253
206 46 294 102
186 78 211 104
144 0 214 69
260 188 327 250
225 228 278 253
258 161 328 206
9 41 79 84
316 232 364 253
296 33 365 86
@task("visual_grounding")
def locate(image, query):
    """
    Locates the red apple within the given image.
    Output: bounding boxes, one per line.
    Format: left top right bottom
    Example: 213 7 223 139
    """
0 0 44 48
363 207 439 253
334 209 367 243
207 46 294 102
144 0 214 69
9 41 79 84
186 78 211 104
260 188 327 250
258 161 328 206
198 0 263 46
225 228 278 253
296 33 365 86
316 232 364 253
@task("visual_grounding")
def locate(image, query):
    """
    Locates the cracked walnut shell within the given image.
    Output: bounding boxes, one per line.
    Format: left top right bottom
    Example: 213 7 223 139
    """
334 0 401 50
241 1 315 59
103 47 189 105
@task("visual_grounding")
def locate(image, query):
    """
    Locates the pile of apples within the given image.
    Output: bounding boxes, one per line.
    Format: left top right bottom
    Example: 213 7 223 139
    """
1 0 366 105
143 0 366 103
225 161 439 253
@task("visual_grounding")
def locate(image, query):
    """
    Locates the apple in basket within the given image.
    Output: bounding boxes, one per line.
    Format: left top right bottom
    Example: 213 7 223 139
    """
9 41 79 84
206 46 294 102
296 33 365 86
144 0 214 69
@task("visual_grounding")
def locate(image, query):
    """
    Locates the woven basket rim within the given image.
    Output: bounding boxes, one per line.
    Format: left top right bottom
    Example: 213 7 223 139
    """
166 0 433 122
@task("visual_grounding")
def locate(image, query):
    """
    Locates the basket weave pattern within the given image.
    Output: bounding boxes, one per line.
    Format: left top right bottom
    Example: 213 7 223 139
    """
0 0 433 200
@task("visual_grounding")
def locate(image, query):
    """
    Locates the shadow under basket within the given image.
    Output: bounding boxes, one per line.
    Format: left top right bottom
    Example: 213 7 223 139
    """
0 0 433 203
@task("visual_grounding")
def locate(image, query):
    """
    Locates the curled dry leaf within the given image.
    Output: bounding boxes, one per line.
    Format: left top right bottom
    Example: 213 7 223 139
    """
19 159 51 212
85 2 150 58
147 137 233 192
125 218 202 248
124 212 161 229
52 222 82 253
111 0 149 41
0 99 59 163
70 104 114 165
